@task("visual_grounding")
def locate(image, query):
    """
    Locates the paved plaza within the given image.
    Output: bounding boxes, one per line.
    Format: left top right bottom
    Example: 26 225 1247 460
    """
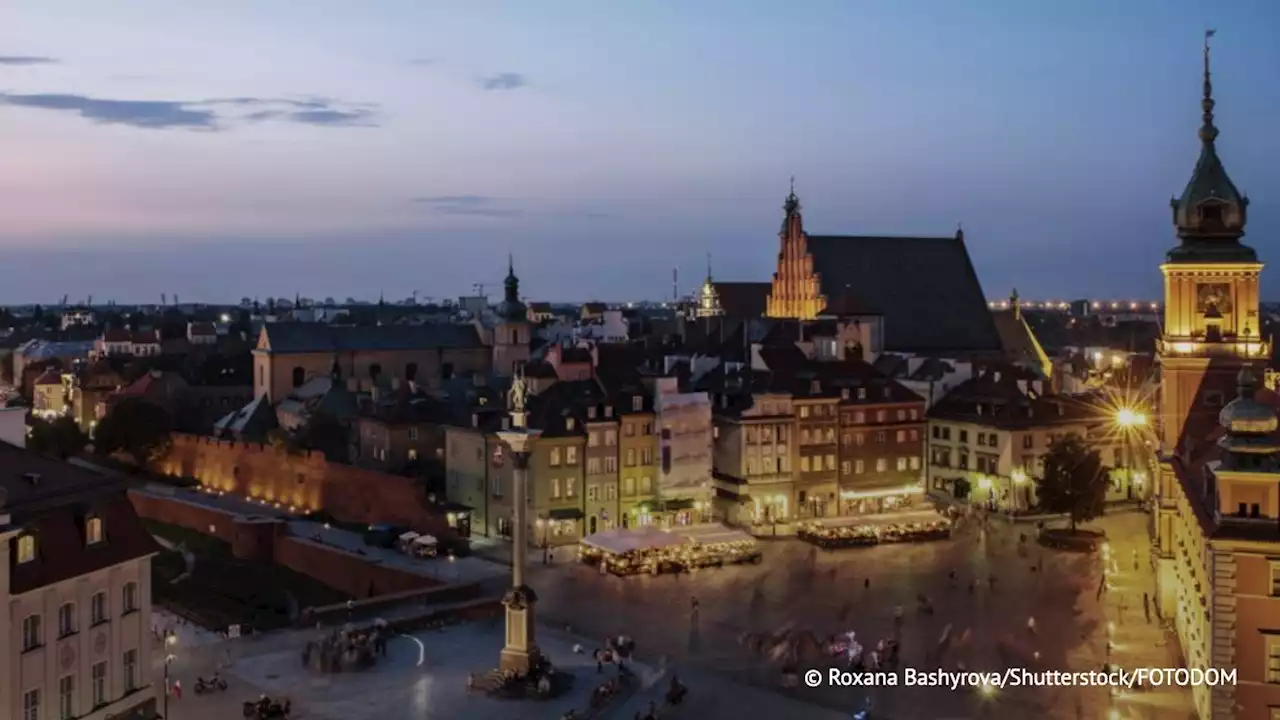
148 511 1195 720
532 511 1196 720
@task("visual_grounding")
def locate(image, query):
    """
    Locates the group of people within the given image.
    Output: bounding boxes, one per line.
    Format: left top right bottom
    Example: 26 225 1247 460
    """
301 625 387 673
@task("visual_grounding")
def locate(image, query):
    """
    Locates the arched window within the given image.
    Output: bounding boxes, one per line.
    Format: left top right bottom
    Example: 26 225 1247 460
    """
369 363 382 381
405 362 418 382
291 367 305 388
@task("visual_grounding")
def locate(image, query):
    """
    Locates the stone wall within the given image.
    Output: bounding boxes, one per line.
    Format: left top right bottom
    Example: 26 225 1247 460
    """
156 433 450 536
129 490 438 599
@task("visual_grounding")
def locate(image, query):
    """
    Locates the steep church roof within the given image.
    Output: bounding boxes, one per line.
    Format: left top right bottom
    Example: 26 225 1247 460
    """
803 231 1001 354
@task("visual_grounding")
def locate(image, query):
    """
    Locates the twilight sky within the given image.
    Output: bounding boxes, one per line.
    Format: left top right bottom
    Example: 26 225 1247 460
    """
2 0 1278 305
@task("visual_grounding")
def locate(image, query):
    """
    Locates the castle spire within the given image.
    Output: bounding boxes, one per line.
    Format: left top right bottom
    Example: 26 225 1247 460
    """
705 252 713 283
1168 29 1250 253
1200 29 1218 146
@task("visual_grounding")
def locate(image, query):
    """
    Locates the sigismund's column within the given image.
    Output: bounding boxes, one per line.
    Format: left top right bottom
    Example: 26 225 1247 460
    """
495 369 542 675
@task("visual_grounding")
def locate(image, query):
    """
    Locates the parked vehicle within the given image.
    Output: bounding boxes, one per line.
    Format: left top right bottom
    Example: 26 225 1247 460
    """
194 673 227 694
362 524 406 549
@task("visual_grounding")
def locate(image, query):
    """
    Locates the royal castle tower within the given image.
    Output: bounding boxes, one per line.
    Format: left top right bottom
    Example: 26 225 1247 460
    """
1151 32 1270 634
1157 31 1267 455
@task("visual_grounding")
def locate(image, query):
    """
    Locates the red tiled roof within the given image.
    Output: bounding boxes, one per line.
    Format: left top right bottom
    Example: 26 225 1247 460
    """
33 369 62 386
0 444 160 595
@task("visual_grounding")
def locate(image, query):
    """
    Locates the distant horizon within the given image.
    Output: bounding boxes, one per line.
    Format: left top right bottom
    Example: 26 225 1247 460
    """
3 1 1278 303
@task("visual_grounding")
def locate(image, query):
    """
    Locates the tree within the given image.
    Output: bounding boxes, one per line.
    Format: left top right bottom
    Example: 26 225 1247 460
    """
296 411 350 463
1035 435 1107 532
94 398 173 468
27 416 89 459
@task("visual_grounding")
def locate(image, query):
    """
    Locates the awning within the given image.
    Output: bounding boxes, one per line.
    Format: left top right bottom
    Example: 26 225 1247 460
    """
412 535 437 546
582 527 685 554
671 524 757 546
548 507 584 521
658 498 695 511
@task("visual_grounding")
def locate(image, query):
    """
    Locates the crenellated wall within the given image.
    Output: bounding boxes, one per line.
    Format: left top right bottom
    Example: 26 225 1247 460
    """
156 433 450 536
129 490 437 599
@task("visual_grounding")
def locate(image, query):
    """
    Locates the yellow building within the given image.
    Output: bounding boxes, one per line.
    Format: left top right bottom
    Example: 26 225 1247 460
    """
1152 34 1280 720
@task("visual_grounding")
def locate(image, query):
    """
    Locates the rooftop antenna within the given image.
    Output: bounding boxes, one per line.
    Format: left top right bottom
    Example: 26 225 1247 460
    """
672 267 678 303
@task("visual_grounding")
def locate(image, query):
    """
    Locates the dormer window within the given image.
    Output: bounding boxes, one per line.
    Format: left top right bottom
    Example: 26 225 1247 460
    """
566 418 576 431
604 406 613 418
857 388 866 400
587 407 597 420
86 515 103 545
632 396 643 412
810 380 821 394
841 388 850 400
1200 201 1225 228
17 533 37 563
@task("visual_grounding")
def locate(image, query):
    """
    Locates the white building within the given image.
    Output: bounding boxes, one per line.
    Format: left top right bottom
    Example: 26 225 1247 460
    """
1 444 159 720
654 377 714 521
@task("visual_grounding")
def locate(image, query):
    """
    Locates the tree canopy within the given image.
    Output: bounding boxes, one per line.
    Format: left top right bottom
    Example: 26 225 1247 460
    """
94 397 173 468
1036 434 1108 531
27 416 89 459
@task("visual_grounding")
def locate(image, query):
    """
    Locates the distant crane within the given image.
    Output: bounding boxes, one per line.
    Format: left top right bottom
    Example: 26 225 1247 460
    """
161 293 167 306
60 294 68 306
472 283 488 296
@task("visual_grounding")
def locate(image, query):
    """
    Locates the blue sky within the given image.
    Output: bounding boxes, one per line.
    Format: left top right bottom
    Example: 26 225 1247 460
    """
1 0 1277 304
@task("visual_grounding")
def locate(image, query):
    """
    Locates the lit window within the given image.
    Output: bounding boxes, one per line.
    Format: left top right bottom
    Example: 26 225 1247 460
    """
1268 637 1280 684
549 448 561 467
86 516 103 545
875 458 887 472
551 478 561 499
17 533 36 563
1271 563 1280 597
566 447 578 465
566 478 576 497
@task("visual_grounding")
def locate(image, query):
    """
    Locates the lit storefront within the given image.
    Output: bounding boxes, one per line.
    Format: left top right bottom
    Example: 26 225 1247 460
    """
838 483 924 516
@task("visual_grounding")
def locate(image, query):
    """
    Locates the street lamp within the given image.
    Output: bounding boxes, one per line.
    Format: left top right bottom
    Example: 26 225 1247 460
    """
1115 408 1148 500
1011 469 1030 512
536 517 549 564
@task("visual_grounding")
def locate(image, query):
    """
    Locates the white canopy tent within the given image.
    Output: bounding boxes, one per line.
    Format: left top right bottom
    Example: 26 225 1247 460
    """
670 524 755 546
398 531 420 543
582 527 685 555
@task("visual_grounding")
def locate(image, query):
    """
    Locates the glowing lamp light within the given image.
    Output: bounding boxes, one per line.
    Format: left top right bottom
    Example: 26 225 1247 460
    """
1172 342 1195 354
978 476 993 491
1093 351 1104 364
978 682 998 699
1011 469 1029 486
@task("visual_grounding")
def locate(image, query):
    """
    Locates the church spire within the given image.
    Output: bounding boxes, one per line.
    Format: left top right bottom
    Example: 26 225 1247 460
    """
705 252 713 283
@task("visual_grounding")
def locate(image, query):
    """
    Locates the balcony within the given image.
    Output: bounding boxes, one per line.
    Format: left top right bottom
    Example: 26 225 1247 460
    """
1157 337 1270 359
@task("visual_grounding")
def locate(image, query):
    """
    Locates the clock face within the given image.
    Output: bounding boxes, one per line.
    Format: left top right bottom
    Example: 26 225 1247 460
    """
1197 283 1232 313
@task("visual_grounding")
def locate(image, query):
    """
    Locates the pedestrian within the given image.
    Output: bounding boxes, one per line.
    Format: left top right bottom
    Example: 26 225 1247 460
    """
173 679 182 700
1143 592 1151 623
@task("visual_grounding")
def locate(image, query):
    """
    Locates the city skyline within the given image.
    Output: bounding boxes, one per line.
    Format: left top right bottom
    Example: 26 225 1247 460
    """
2 0 1279 303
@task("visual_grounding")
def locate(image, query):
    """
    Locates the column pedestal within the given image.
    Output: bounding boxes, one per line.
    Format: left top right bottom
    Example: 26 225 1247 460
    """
498 585 540 675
